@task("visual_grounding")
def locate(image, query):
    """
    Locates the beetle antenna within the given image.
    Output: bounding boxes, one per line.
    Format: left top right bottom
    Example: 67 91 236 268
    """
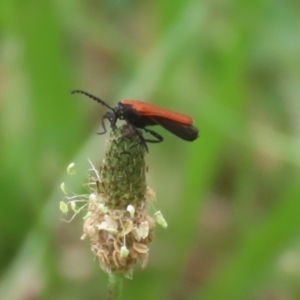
71 90 115 111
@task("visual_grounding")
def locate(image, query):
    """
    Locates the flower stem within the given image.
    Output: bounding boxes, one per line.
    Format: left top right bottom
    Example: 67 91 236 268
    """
107 273 123 300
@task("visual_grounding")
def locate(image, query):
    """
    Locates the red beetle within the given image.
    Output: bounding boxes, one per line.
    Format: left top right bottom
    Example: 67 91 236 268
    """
72 90 199 143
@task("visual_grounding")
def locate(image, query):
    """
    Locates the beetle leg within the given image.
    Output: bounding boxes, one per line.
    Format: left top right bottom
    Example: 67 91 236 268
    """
143 128 164 143
97 113 118 135
122 123 148 152
134 127 149 152
97 115 109 135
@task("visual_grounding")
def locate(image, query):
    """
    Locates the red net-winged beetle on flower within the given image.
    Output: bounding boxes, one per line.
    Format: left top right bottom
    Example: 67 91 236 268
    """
71 90 199 145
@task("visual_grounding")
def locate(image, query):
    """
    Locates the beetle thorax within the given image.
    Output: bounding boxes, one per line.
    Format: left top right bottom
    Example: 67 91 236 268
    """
115 102 141 122
114 103 126 120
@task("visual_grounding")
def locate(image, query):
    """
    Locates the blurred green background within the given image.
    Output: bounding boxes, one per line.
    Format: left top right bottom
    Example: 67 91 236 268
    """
1 0 300 299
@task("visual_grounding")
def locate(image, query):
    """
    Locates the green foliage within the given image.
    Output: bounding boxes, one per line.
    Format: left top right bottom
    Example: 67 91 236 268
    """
0 0 300 299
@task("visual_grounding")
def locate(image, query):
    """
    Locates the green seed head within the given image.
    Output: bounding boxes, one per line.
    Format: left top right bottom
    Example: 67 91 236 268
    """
97 125 147 209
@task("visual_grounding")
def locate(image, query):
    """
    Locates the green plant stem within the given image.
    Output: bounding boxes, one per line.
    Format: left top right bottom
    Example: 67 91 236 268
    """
107 274 122 300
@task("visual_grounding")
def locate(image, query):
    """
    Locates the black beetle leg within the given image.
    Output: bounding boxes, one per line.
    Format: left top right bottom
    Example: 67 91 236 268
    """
97 116 109 135
143 128 164 143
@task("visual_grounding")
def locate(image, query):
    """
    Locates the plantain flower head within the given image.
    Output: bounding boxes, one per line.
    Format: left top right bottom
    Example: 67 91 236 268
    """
61 125 167 279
